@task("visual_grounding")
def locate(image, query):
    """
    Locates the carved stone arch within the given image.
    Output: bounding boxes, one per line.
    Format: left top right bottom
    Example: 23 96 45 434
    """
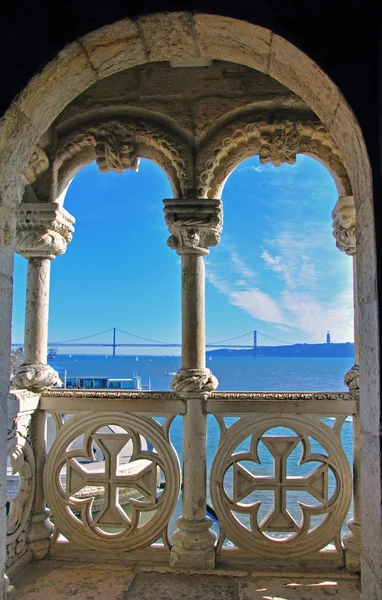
197 115 352 199
53 118 193 201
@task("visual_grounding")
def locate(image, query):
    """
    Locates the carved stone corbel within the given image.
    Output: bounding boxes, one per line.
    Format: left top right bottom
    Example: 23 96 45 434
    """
332 196 356 256
94 123 139 174
24 147 50 184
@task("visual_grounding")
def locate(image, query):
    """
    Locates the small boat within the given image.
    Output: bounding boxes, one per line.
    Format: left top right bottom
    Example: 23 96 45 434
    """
48 349 57 359
164 354 177 376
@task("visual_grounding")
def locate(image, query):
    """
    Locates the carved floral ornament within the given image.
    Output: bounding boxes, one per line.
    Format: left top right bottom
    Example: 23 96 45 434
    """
15 202 75 260
163 198 223 256
332 196 356 256
197 117 351 199
54 120 192 198
6 391 37 552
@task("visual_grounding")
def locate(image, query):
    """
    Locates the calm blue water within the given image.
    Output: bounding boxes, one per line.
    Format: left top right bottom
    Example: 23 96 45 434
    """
51 354 353 394
51 354 354 538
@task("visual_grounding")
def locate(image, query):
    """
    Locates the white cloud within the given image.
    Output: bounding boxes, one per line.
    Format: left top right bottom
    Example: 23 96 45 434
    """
261 250 283 272
229 247 257 280
206 210 354 343
230 289 285 325
281 288 354 342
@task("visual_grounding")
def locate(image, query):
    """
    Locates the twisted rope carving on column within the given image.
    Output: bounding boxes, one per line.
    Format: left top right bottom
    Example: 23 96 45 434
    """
171 368 218 397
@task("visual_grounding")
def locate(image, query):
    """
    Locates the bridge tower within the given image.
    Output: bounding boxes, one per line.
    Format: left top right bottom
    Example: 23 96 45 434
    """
113 327 116 356
253 330 257 357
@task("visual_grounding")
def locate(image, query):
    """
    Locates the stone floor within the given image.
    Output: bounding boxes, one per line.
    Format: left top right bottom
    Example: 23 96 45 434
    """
13 560 361 600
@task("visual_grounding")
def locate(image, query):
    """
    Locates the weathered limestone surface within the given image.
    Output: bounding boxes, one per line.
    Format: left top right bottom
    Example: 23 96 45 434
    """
268 34 341 125
14 564 360 600
14 561 137 600
81 20 146 79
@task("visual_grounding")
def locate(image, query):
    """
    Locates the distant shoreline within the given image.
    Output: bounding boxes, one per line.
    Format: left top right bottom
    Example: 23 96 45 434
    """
207 342 354 359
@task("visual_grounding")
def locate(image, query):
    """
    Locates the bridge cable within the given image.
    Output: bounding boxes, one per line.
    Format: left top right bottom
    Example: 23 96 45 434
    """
209 331 254 344
53 328 115 344
256 331 293 345
116 328 173 345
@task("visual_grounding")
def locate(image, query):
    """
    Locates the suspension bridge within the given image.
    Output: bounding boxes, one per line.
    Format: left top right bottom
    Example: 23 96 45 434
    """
11 327 293 357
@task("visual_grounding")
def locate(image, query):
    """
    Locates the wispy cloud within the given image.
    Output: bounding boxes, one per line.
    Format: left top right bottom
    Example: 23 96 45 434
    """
230 289 285 324
206 226 353 342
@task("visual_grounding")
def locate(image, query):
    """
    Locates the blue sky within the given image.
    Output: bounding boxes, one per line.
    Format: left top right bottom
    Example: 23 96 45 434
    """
12 155 354 354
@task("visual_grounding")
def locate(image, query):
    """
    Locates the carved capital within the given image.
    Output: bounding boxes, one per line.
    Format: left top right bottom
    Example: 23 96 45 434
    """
171 368 218 398
344 364 359 397
163 198 223 256
13 364 61 393
16 202 75 259
332 196 356 256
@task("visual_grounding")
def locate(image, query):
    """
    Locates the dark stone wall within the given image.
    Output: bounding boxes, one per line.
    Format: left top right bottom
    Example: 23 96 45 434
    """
1 0 381 341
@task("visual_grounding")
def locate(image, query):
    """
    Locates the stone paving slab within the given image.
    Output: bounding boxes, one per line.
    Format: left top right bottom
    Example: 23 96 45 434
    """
238 578 360 600
13 560 360 600
14 560 136 599
124 572 238 599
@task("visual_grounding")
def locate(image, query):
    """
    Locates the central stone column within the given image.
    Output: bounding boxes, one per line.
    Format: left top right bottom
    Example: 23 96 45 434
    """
163 197 222 569
332 195 361 573
14 202 75 560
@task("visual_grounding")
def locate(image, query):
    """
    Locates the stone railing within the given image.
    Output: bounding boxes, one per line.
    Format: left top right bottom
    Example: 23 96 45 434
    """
6 389 358 572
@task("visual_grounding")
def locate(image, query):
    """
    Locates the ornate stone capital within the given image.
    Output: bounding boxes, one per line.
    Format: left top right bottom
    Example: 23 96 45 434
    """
332 196 356 256
16 202 75 259
171 368 218 398
163 198 223 256
13 364 61 393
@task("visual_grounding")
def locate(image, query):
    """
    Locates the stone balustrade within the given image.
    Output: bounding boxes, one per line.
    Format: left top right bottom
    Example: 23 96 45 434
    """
6 389 358 574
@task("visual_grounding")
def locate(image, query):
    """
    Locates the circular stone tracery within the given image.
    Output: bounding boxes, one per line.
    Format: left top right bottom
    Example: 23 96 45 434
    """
210 415 352 557
44 412 180 551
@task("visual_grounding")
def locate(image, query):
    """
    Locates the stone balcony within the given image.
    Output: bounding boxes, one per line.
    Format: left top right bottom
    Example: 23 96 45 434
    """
7 389 360 598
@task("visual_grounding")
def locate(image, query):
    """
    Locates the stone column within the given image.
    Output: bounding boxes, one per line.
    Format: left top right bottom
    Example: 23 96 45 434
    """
163 198 222 569
332 195 361 573
14 202 75 560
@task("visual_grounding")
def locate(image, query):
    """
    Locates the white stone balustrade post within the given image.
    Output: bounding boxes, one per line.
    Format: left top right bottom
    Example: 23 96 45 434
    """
332 195 361 573
163 198 222 568
14 202 75 560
